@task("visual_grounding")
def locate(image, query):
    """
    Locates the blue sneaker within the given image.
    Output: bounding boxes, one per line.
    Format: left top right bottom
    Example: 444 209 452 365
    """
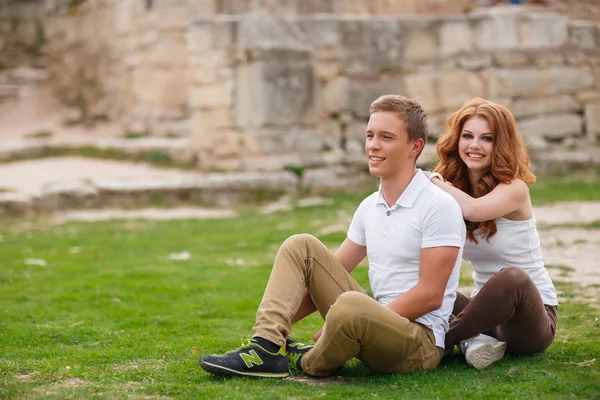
199 339 288 378
285 337 313 375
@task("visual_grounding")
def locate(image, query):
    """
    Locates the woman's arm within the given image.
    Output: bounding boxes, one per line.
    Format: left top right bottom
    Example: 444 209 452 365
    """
430 177 530 222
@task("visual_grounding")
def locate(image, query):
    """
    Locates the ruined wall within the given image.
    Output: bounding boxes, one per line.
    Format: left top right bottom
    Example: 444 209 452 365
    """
6 1 600 174
186 8 600 173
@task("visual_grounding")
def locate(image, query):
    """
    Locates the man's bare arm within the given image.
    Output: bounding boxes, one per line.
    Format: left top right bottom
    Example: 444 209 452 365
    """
385 246 459 320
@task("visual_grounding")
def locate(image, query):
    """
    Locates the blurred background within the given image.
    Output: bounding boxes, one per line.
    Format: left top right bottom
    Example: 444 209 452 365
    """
0 0 599 215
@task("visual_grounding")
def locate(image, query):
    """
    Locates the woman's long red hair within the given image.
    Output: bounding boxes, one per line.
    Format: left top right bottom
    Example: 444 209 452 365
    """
434 97 536 243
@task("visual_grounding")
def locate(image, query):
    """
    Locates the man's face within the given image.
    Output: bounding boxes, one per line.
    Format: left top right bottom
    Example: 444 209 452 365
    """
365 111 421 179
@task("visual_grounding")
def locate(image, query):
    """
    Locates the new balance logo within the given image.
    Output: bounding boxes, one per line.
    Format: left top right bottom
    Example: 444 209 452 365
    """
240 350 264 368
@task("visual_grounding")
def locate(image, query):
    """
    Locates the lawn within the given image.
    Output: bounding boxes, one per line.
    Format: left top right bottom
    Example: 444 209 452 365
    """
1 175 599 399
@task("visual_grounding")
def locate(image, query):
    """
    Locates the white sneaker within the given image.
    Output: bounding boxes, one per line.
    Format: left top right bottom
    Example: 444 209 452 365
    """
459 334 507 370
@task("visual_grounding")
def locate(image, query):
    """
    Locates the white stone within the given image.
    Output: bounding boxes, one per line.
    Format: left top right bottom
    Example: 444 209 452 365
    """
189 82 233 110
518 114 583 140
405 70 485 114
486 67 595 97
569 20 598 52
518 13 568 51
440 19 473 58
585 102 600 141
132 67 190 109
472 11 518 52
509 96 581 119
403 20 437 63
322 76 350 114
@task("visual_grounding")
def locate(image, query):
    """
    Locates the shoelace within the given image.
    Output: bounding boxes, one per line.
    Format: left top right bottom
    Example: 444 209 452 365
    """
287 352 304 376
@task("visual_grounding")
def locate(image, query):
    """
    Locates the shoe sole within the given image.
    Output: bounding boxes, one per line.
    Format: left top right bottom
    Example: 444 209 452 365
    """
467 341 507 370
199 359 289 378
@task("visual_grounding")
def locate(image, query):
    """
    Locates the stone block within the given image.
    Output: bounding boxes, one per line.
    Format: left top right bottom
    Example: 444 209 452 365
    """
189 82 234 110
188 19 235 52
439 70 485 111
236 51 317 127
146 39 187 67
189 50 232 84
404 73 439 114
188 21 214 52
345 121 368 142
529 52 565 67
404 70 484 114
156 6 189 30
242 127 327 155
185 0 217 18
518 13 568 51
427 114 446 139
322 76 350 114
585 102 600 141
576 91 600 104
439 18 473 58
486 67 594 98
518 114 583 140
132 67 190 109
569 20 598 52
416 0 477 14
316 119 343 149
297 18 342 48
402 20 438 64
348 80 400 119
340 19 402 75
472 10 518 52
509 96 581 119
315 61 342 81
211 131 243 157
493 52 529 67
236 12 309 58
458 55 492 70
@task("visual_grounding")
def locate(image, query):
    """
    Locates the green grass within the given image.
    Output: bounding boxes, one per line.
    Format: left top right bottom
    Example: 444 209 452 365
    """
1 178 600 399
530 171 600 205
0 146 191 169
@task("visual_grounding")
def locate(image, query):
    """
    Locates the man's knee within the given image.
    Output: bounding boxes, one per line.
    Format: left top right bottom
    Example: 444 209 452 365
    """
326 292 372 325
282 233 321 252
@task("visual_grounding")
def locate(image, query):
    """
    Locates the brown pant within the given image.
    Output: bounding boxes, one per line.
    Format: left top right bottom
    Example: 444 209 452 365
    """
252 234 443 376
445 266 558 355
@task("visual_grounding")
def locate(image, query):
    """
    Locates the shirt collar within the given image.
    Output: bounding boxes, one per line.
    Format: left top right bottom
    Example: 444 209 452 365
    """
376 169 430 209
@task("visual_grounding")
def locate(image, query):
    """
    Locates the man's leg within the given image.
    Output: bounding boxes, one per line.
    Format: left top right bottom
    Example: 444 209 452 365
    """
445 267 557 354
301 292 442 377
200 234 366 377
252 234 367 348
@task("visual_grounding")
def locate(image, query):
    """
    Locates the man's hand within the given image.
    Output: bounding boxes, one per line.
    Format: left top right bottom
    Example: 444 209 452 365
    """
313 327 323 342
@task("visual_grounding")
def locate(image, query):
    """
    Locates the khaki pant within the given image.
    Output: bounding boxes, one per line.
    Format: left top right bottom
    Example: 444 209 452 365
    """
252 234 443 377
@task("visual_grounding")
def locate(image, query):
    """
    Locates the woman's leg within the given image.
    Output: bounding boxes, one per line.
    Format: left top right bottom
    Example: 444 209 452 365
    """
445 267 557 354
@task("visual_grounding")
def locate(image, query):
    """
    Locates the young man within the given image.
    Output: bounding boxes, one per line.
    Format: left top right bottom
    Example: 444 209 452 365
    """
199 95 466 378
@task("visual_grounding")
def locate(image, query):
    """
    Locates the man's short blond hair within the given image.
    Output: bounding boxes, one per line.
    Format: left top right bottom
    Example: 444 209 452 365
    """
369 95 428 144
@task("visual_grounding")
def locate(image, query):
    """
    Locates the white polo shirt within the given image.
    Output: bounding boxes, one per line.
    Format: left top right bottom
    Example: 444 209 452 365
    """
347 170 465 348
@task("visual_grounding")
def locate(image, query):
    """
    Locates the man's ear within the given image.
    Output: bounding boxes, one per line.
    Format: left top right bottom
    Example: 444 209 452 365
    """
411 138 425 157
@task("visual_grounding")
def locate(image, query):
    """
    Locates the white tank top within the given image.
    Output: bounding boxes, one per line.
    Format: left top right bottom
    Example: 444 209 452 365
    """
464 217 558 306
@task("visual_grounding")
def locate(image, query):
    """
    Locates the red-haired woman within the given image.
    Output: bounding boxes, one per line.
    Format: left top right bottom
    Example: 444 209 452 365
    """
427 97 558 369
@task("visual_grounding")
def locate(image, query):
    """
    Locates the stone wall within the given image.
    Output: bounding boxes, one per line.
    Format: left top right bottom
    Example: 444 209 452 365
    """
5 1 600 174
186 8 600 173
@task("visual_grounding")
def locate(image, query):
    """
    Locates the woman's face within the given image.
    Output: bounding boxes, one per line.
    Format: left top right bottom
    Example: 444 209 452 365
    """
458 116 494 175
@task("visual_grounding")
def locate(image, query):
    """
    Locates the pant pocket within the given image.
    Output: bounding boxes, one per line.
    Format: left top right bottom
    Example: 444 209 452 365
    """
394 330 441 374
